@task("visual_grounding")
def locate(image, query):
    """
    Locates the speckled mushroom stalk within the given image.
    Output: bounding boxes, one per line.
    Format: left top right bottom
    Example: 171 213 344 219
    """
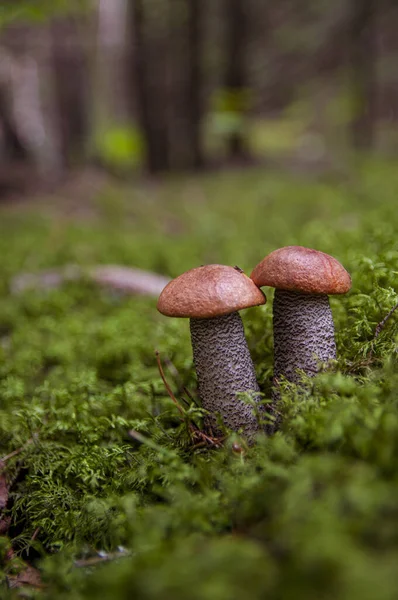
251 246 351 406
157 265 266 439
272 289 336 384
190 312 261 437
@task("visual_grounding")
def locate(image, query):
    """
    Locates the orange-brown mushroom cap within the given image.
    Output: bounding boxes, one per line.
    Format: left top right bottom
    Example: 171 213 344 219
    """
157 264 266 318
251 246 351 295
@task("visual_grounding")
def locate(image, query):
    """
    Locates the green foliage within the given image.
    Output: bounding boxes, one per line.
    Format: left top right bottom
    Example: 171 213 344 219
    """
209 88 252 139
95 126 144 171
1 160 398 598
0 0 89 27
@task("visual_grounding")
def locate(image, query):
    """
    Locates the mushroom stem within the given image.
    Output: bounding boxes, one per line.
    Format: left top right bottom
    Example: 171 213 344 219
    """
273 289 336 386
190 311 262 438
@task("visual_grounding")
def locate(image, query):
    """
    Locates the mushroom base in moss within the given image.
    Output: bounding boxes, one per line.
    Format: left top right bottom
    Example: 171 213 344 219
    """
190 311 263 439
273 289 337 386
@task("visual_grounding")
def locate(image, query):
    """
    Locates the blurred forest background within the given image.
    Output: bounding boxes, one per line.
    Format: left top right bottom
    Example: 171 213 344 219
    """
3 3 398 597
0 0 397 197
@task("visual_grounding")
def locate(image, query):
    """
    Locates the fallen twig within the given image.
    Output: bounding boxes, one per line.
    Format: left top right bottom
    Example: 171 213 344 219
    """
91 265 170 296
369 301 398 359
155 350 185 417
74 549 130 568
1 436 37 463
10 265 170 297
374 302 398 339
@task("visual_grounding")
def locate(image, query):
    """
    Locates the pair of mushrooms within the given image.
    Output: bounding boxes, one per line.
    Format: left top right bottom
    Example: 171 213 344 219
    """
157 246 351 439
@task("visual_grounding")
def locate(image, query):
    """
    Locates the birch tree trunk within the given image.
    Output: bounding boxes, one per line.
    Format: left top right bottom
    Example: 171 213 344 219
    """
95 0 130 131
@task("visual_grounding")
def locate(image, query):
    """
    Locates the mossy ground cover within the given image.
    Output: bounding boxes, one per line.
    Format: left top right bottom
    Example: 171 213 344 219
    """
1 160 398 598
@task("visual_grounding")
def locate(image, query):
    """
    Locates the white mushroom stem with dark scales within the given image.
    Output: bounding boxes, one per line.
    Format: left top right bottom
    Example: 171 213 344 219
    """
190 312 263 438
273 289 336 385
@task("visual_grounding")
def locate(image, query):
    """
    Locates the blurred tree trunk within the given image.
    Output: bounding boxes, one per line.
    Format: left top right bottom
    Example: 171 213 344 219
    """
186 0 203 168
167 0 203 170
0 37 63 179
129 0 169 174
128 0 204 173
224 0 249 160
95 0 129 129
0 89 26 162
350 0 377 150
50 18 90 166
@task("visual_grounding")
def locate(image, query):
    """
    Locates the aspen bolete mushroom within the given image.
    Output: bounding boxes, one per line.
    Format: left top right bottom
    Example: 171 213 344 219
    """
157 264 266 438
251 246 351 391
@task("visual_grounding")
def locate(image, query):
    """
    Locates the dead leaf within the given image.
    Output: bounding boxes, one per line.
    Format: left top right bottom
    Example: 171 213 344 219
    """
7 564 43 589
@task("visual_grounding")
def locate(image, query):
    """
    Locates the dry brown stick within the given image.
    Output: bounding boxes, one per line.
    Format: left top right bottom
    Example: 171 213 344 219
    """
1 437 36 462
155 351 185 417
162 358 192 408
374 302 398 339
368 301 398 359
191 429 224 447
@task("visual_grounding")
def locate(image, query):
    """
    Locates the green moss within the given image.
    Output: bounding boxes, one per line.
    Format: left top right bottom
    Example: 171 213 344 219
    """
1 160 398 598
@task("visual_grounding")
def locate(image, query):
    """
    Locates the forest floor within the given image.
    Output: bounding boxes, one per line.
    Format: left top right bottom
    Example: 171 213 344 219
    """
1 159 398 599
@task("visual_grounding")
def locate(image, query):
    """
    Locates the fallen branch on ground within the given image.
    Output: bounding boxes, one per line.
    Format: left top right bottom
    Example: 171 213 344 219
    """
374 302 398 340
10 265 171 297
368 301 398 359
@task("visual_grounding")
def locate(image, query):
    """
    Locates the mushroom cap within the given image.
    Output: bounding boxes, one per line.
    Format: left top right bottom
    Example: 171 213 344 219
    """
157 264 266 318
251 246 351 295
